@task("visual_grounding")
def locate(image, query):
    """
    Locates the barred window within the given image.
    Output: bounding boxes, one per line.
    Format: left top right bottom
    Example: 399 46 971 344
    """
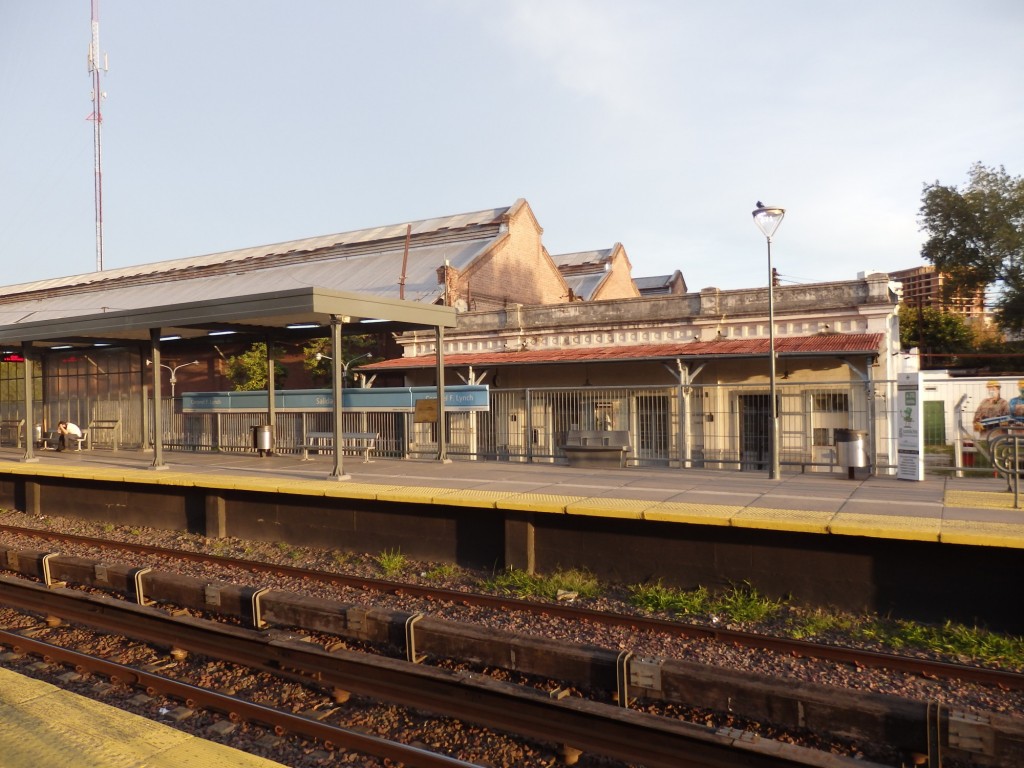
812 392 849 412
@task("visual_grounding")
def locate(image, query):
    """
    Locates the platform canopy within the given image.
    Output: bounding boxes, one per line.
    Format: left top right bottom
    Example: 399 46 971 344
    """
0 276 456 477
0 281 456 349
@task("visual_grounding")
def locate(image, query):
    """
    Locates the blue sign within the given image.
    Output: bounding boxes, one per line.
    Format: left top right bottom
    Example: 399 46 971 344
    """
181 385 489 413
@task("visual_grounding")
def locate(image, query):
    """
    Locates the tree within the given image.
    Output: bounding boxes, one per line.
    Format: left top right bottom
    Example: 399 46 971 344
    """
224 343 288 391
302 335 378 386
898 303 974 368
919 162 1024 332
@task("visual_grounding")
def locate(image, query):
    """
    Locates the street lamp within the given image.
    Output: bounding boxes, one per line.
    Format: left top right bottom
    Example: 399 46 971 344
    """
147 359 199 398
752 203 786 480
315 351 372 383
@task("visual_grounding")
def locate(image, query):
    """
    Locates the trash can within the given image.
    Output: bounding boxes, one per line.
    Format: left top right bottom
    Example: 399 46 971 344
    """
251 424 273 457
834 428 868 479
33 424 42 446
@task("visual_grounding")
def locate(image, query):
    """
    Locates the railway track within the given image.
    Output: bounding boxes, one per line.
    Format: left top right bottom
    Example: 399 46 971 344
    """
2 523 1021 692
2 524 1024 766
0 576 881 768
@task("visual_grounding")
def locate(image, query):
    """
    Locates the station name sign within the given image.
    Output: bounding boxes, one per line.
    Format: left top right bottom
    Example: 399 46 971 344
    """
181 385 489 413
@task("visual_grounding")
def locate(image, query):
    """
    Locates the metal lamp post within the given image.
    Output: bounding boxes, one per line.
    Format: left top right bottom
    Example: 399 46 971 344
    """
752 203 786 479
147 359 199 398
315 351 371 384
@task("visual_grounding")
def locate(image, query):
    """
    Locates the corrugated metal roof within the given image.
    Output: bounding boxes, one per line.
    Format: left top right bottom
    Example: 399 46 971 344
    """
560 273 608 301
550 249 614 300
0 237 496 330
0 205 512 300
364 333 884 370
633 275 673 290
549 249 613 269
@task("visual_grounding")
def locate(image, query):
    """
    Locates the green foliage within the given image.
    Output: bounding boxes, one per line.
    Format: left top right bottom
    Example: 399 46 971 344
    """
898 304 974 367
483 567 601 600
302 338 333 385
788 612 1024 669
629 581 781 623
225 342 288 391
302 335 379 386
630 582 712 614
423 563 460 581
630 582 1024 668
919 163 1024 333
374 548 408 577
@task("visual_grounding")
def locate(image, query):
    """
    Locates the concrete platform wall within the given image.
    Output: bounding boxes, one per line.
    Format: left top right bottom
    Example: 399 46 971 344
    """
2 473 1022 634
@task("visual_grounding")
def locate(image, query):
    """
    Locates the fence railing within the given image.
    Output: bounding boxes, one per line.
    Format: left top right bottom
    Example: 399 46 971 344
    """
8 377 993 476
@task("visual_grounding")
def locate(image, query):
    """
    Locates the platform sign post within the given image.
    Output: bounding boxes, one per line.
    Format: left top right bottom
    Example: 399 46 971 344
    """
897 372 924 481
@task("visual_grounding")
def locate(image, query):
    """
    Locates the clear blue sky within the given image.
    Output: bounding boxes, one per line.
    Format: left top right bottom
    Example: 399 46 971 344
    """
1 1 1022 292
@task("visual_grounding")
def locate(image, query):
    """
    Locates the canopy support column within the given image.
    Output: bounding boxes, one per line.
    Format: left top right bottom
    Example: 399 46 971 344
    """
435 325 449 463
265 333 276 455
329 315 350 480
150 329 167 470
21 342 38 463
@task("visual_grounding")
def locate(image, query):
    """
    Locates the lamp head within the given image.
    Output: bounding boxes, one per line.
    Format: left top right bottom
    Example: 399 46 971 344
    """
752 204 786 239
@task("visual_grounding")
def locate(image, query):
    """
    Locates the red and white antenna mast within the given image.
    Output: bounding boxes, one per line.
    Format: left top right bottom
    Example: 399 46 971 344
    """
87 0 107 271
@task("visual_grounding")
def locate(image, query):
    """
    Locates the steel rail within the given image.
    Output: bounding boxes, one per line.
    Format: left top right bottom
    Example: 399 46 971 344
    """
4 523 1022 691
0 575 884 768
0 627 477 768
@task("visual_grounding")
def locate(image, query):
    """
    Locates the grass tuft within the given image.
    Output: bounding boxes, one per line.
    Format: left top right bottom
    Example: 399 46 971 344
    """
483 567 600 600
374 548 408 577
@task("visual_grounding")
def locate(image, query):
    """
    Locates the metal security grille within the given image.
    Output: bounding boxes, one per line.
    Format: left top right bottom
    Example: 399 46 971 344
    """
2 371 912 475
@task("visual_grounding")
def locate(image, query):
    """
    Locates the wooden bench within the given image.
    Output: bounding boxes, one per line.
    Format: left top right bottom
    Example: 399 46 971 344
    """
86 418 120 450
560 429 631 468
300 431 378 463
0 419 24 448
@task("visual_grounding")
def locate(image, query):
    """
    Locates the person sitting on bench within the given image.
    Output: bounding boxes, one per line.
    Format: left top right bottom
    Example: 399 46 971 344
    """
57 421 82 452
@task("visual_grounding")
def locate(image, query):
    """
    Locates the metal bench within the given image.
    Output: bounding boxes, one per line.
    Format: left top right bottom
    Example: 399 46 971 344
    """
561 429 631 468
300 431 378 463
86 418 120 450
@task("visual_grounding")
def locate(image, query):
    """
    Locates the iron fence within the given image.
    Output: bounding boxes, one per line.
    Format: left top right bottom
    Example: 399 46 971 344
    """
10 377 1003 476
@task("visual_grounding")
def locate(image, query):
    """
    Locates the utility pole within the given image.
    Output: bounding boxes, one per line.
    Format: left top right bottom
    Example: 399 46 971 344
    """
87 0 108 272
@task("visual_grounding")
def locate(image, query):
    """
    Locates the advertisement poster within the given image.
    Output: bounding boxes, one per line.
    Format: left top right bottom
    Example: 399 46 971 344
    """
897 372 924 481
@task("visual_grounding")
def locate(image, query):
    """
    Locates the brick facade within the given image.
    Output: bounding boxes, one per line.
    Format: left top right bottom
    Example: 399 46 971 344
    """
452 200 570 310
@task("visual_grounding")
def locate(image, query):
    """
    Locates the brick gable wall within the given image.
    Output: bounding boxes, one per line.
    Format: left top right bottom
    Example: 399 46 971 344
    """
453 201 570 310
591 244 640 301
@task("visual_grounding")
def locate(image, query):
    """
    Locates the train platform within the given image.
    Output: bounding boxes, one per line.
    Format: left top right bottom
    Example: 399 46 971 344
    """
1 446 1023 549
0 666 285 768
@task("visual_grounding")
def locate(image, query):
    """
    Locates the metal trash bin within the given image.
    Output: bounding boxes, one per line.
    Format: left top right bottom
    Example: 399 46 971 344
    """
33 424 43 446
834 428 868 479
252 424 274 457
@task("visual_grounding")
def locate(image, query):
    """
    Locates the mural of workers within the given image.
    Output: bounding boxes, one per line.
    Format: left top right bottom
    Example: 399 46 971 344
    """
973 380 1010 434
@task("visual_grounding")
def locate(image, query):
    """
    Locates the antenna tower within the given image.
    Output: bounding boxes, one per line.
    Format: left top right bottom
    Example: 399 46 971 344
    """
87 0 107 271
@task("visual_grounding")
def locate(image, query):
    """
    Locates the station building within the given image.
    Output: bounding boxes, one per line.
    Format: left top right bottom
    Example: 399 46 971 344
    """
0 198 903 472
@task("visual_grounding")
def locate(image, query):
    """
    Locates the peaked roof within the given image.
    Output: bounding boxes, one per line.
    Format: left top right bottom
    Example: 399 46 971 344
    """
1 205 517 305
550 248 614 301
634 271 686 295
363 333 884 370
